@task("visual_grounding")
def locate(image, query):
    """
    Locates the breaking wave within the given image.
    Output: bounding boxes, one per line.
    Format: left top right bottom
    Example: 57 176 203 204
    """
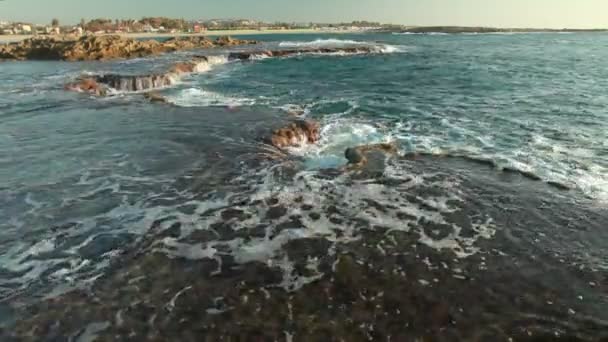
166 88 255 107
285 115 608 202
278 39 408 53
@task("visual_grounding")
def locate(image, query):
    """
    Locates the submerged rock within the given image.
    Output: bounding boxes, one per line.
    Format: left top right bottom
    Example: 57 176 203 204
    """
143 91 168 103
266 120 320 149
0 35 257 61
344 142 399 167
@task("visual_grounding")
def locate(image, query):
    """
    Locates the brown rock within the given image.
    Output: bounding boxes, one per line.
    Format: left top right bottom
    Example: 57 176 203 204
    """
266 120 320 149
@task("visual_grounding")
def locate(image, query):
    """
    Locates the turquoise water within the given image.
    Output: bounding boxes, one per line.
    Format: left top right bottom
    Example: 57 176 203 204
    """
1 33 607 338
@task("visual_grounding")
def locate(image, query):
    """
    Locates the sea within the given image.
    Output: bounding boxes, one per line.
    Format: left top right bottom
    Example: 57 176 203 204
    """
0 32 607 340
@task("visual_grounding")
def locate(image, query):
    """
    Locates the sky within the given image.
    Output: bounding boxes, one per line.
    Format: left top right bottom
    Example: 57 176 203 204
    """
1 0 607 29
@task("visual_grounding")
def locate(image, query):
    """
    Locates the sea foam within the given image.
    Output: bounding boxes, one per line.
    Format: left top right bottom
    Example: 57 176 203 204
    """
167 88 255 107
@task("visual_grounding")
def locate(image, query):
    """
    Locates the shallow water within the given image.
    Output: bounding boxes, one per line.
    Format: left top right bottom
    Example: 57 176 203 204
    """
1 32 607 340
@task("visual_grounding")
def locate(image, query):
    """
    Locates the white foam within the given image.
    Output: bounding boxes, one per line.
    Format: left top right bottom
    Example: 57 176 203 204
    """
288 118 389 169
193 55 229 72
272 256 324 292
390 117 608 203
119 132 499 295
167 88 255 107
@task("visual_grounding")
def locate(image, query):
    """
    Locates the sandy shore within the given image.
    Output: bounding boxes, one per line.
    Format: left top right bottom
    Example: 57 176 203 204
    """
0 28 357 44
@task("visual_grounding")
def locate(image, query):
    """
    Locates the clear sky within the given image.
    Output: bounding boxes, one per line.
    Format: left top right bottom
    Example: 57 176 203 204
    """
1 0 607 29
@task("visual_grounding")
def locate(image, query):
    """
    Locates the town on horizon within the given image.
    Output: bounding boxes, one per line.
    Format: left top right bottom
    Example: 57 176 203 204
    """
2 16 607 37
0 18 395 36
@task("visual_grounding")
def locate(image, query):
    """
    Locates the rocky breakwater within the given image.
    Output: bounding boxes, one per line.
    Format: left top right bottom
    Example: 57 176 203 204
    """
65 72 177 96
228 46 375 61
0 35 257 61
65 57 211 95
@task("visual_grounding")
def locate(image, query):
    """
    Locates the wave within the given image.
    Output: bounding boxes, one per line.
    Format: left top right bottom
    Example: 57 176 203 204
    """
277 39 408 54
393 31 576 36
166 88 255 107
278 39 371 48
191 55 229 72
227 46 404 62
392 32 449 36
281 117 608 200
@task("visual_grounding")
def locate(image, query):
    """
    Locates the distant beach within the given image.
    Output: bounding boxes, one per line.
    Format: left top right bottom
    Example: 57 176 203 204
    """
0 28 357 44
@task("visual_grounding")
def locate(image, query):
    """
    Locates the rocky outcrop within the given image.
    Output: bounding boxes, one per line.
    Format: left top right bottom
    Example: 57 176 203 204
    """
62 45 375 98
228 47 374 61
266 120 320 149
0 35 257 61
344 142 399 167
65 57 210 95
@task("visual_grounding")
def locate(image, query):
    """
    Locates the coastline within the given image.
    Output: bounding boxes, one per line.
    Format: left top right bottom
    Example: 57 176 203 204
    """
0 28 357 44
3 26 606 44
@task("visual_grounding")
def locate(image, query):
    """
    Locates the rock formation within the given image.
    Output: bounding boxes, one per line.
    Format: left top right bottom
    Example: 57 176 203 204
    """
266 120 321 149
0 35 257 61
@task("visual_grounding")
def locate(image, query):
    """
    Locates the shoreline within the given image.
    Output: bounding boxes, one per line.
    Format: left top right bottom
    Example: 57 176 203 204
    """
3 26 606 44
0 28 358 44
